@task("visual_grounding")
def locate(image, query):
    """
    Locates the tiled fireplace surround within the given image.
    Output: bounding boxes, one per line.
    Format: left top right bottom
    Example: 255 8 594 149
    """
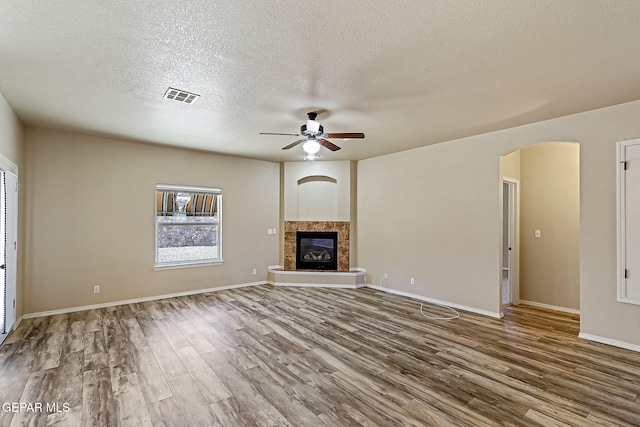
284 221 350 271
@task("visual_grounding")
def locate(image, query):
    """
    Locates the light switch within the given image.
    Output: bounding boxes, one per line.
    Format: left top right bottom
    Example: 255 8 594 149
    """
535 229 541 238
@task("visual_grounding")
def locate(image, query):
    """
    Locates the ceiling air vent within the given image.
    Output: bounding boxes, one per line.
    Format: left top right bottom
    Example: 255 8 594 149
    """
163 87 200 104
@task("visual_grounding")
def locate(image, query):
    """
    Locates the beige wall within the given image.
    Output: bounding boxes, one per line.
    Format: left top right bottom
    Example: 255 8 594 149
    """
0 92 24 318
358 138 502 314
357 99 640 347
520 143 580 310
23 128 280 314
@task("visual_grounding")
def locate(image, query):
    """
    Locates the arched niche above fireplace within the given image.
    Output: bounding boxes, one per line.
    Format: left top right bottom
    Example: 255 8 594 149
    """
284 161 353 222
296 175 338 221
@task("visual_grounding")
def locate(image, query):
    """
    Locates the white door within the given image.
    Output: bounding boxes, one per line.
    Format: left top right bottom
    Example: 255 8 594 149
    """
1 171 18 344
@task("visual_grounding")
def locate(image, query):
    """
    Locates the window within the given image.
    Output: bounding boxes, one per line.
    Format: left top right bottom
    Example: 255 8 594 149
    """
155 184 222 268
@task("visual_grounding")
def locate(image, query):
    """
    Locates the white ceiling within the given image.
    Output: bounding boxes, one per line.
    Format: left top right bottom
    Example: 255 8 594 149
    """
2 1 640 162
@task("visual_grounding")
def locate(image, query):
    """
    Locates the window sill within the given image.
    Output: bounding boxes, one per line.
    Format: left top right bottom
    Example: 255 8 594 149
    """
154 259 224 271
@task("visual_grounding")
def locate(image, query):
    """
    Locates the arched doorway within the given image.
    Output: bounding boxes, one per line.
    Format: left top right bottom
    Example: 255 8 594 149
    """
500 142 580 315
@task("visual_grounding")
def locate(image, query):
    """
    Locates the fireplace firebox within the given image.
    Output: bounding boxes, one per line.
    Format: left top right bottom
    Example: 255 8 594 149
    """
296 231 338 271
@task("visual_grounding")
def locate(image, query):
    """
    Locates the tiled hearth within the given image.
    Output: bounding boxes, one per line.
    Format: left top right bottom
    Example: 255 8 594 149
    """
284 221 349 271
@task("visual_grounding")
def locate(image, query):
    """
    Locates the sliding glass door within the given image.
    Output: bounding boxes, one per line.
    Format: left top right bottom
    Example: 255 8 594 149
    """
1 171 17 345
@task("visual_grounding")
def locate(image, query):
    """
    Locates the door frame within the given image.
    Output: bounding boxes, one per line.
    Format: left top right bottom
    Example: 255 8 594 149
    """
501 178 520 310
0 153 18 345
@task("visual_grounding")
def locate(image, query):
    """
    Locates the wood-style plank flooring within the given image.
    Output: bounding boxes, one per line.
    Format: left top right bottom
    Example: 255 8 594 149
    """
1 285 640 426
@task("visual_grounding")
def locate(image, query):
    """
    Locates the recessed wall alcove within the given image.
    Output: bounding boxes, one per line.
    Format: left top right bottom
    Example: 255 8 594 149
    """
283 161 354 223
296 175 338 220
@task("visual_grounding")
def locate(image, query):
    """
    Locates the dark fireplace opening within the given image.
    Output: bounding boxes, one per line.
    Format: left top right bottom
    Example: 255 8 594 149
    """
296 231 338 271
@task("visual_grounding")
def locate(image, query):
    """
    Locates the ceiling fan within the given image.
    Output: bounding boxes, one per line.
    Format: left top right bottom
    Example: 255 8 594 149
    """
259 112 365 156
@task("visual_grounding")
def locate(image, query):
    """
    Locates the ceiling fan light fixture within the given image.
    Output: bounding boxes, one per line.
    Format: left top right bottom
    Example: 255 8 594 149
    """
302 139 321 154
259 111 365 154
306 119 321 133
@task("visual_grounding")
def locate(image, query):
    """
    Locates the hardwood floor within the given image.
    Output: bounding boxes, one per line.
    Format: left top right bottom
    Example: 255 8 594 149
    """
1 285 640 426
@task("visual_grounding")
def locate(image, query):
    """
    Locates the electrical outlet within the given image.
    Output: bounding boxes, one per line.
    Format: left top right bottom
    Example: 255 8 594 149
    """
252 268 257 275
383 273 388 280
410 277 415 285
535 229 541 238
93 285 100 294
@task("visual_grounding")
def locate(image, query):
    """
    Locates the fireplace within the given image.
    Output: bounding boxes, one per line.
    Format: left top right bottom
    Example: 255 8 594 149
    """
296 231 338 271
284 221 349 271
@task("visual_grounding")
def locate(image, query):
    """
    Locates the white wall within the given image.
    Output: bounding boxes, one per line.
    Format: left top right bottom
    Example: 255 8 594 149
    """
358 99 640 348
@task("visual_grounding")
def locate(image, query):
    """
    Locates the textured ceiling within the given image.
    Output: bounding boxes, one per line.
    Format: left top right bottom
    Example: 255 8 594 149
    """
2 1 640 162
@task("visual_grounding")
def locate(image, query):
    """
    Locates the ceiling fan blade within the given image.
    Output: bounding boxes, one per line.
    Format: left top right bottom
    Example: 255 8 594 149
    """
325 132 365 139
282 139 306 150
259 132 301 136
320 139 341 151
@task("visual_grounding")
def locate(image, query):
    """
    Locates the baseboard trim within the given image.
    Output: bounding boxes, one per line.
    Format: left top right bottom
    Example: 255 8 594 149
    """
578 332 640 353
13 315 22 331
22 281 266 319
519 300 580 315
366 285 502 319
0 315 22 345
